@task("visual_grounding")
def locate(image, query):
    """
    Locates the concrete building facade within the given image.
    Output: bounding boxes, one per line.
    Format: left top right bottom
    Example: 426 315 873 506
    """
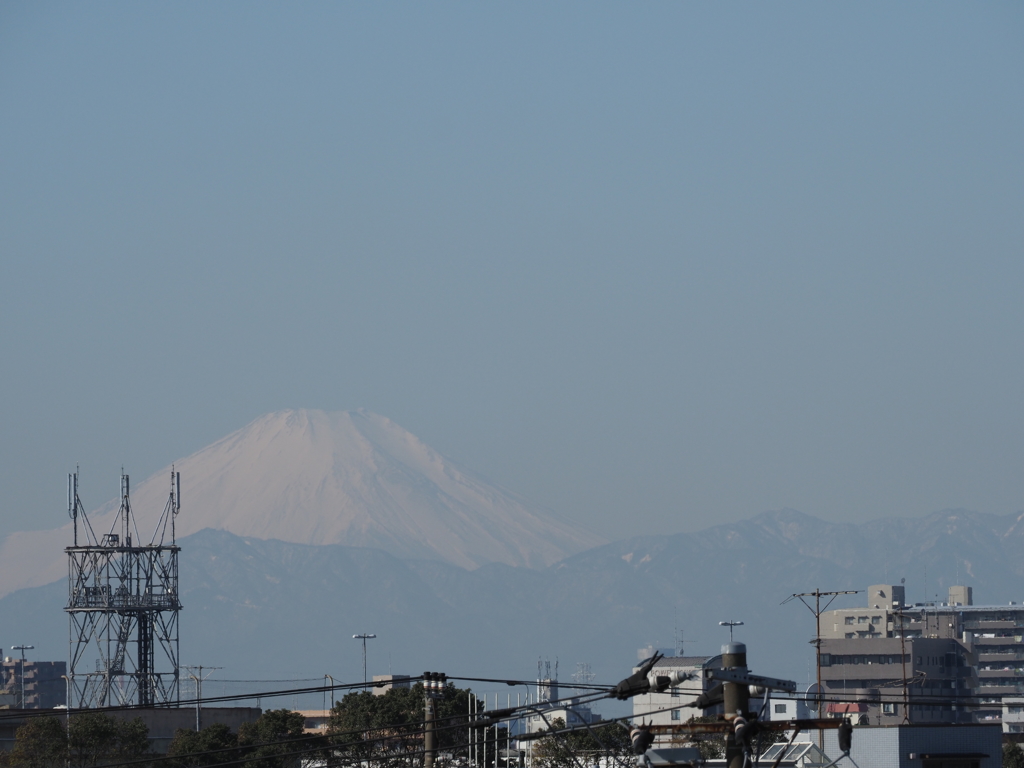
821 582 1024 725
820 723 1001 768
1003 698 1024 735
0 658 66 709
631 655 723 742
819 636 976 725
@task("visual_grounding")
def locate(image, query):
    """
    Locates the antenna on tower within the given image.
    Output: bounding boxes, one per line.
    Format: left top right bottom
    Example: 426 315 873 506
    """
572 662 595 685
152 467 181 546
66 468 181 708
67 467 96 547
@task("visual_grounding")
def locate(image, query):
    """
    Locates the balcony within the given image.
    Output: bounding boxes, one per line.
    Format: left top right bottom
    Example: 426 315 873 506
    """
964 619 1024 630
972 635 1023 645
978 668 1024 678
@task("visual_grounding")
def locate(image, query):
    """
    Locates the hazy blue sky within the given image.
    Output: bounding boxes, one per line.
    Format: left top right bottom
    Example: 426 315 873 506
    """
1 3 1022 543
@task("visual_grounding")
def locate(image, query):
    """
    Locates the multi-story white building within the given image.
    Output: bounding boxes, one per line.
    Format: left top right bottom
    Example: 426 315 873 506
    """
631 654 723 739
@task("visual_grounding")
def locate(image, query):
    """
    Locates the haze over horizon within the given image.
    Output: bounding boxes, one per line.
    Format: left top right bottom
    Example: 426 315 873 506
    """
2 3 1022 544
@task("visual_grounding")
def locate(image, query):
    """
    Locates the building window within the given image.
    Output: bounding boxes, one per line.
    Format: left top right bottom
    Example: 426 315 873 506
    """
871 616 882 624
671 710 681 721
775 704 787 714
882 703 896 715
845 617 855 625
858 616 868 624
670 689 679 698
845 633 855 639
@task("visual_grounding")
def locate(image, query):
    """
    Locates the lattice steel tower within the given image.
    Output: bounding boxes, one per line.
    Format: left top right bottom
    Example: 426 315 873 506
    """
66 469 181 707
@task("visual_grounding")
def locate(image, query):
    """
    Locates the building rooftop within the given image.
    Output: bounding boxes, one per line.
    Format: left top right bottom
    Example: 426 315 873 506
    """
650 656 714 668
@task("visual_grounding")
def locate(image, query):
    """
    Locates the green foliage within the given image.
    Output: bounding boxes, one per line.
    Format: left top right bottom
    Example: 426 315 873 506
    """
327 682 477 768
166 712 317 768
2 712 152 768
167 723 240 766
1004 742 1024 768
531 717 632 768
238 709 317 768
3 716 68 768
682 715 724 761
68 712 151 768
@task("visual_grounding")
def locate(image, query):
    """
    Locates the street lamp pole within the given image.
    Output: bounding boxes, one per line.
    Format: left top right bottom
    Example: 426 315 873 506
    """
60 674 72 761
326 674 335 711
352 634 376 687
11 645 34 709
718 622 743 643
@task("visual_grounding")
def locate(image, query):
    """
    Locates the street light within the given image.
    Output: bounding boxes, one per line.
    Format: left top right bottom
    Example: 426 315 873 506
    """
180 665 222 731
719 621 744 643
11 645 34 709
325 674 335 711
60 675 72 753
352 634 376 686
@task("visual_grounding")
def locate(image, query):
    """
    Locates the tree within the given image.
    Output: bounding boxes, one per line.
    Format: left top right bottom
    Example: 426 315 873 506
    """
3 712 152 768
68 712 151 768
1004 742 1024 768
237 709 317 768
531 717 632 768
327 682 478 768
2 716 67 768
167 723 240 767
680 715 724 761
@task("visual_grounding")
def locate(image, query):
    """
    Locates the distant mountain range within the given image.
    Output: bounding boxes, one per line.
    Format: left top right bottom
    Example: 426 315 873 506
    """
2 409 1022 703
5 508 1024 699
0 410 604 598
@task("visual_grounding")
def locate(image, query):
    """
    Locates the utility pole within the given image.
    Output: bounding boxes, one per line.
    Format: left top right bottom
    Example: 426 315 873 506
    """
353 634 376 687
783 588 859 748
11 645 34 709
423 671 446 768
721 642 750 768
895 607 910 724
181 665 221 731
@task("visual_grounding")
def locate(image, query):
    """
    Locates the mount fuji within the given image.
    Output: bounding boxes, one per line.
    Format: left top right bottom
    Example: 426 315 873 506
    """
0 409 605 598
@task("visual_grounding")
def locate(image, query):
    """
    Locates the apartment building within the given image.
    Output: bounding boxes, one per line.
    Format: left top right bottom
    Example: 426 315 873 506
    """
631 654 723 741
819 636 976 725
0 658 66 709
821 582 1024 724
